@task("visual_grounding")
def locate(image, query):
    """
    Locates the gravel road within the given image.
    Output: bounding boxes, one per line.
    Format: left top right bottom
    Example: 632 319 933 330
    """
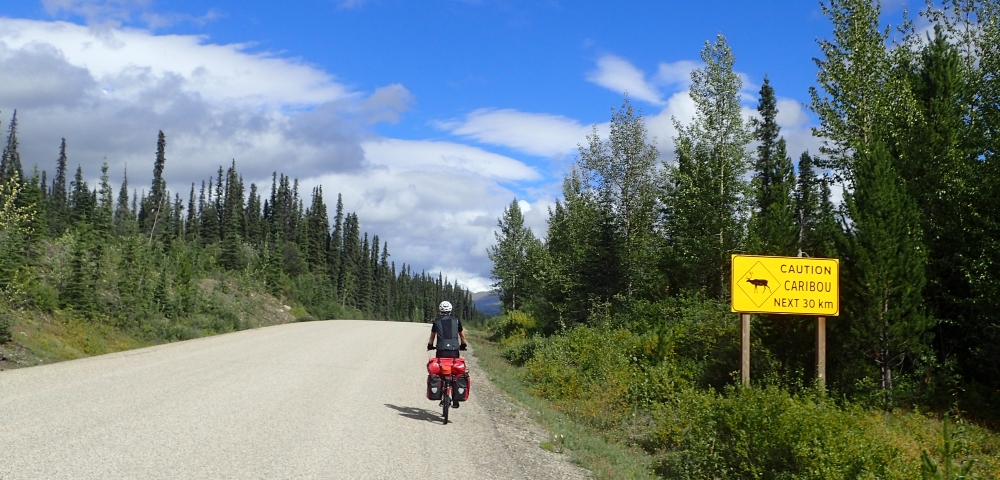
0 320 588 479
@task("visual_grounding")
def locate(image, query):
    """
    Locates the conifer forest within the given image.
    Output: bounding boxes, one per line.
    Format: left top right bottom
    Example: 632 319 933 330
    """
0 121 481 348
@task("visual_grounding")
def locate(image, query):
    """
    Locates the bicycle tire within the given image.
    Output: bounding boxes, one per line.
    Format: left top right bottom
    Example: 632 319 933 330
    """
442 393 450 424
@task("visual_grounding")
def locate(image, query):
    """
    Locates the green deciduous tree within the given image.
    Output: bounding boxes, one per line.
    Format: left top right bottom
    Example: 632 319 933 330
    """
577 96 660 299
810 0 918 184
663 34 754 297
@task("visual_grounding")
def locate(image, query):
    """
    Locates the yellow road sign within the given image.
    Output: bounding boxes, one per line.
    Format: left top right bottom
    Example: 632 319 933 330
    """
731 255 839 316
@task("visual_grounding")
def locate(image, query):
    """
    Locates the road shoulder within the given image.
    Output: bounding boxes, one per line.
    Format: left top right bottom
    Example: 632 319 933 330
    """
464 347 591 479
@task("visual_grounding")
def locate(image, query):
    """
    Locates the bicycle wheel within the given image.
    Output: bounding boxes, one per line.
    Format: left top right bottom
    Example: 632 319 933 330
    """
442 393 450 424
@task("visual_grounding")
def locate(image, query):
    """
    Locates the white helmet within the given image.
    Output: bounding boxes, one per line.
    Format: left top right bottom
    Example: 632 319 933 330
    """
438 301 453 314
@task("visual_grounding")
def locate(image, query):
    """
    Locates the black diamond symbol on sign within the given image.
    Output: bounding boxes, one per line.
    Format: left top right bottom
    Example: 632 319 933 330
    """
736 261 782 308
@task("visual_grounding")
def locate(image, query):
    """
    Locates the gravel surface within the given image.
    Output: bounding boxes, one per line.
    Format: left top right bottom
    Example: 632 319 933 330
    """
0 320 589 479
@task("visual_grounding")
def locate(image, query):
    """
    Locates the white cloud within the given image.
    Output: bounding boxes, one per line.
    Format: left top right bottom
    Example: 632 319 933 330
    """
654 59 699 87
0 17 532 292
776 98 810 129
361 138 539 181
586 54 664 105
434 108 592 157
0 19 348 107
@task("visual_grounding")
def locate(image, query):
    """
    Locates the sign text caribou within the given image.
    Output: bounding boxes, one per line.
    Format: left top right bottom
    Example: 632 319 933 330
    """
730 255 839 316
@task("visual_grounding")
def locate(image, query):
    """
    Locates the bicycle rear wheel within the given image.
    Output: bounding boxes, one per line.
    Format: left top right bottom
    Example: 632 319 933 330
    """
442 393 450 424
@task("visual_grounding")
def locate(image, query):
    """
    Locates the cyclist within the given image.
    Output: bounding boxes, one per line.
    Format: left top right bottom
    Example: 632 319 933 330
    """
427 301 467 408
427 301 467 358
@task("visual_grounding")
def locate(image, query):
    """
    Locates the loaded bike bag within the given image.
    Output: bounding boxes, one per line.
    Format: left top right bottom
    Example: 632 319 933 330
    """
426 374 443 401
427 358 442 375
456 373 470 402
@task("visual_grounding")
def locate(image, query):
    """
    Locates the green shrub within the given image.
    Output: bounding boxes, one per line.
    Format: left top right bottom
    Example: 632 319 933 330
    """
499 335 542 366
524 326 682 429
648 385 913 479
486 311 537 341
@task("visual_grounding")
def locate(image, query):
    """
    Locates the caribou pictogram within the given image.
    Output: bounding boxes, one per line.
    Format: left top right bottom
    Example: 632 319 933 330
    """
745 272 770 293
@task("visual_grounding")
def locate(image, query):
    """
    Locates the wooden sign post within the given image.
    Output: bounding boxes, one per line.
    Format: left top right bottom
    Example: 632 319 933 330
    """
730 255 839 388
816 316 826 389
741 313 750 386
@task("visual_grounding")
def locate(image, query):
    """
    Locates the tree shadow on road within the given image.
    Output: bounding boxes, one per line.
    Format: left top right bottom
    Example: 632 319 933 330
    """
384 404 445 424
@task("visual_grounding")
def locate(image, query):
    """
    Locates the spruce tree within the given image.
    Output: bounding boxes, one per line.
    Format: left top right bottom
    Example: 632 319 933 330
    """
220 212 243 271
1 111 22 184
142 131 168 236
842 142 933 402
749 77 797 256
95 162 113 237
114 167 135 236
329 194 344 297
488 199 539 312
305 186 328 273
245 183 262 245
200 178 219 245
51 138 69 235
185 183 199 242
358 233 372 315
69 166 94 227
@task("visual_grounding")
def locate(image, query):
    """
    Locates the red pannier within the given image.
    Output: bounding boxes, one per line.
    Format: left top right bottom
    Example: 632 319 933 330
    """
427 357 466 375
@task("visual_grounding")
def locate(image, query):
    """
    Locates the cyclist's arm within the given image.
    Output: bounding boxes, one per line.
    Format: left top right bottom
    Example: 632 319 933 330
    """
459 330 467 344
428 331 436 345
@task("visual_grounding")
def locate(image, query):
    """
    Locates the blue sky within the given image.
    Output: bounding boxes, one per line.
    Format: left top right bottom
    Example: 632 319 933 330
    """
0 0 921 291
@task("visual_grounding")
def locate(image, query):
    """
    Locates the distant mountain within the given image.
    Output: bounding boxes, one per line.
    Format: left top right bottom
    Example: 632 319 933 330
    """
471 291 501 317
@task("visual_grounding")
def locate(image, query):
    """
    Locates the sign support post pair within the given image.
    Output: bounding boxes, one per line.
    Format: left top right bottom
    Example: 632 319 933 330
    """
731 255 839 388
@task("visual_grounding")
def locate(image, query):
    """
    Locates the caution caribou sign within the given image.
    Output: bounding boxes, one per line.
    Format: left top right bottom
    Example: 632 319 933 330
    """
730 255 839 316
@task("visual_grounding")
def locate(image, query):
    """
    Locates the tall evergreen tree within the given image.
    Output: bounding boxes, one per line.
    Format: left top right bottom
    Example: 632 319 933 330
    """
200 178 219 245
245 183 263 245
749 77 797 256
51 138 69 234
328 193 344 298
95 162 113 237
141 131 168 235
842 143 932 402
1 111 22 184
114 167 135 236
185 183 199 242
488 199 539 312
69 166 94 227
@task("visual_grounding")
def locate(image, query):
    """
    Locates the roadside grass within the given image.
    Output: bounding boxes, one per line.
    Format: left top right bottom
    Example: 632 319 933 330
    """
0 276 297 371
0 310 153 368
468 329 656 480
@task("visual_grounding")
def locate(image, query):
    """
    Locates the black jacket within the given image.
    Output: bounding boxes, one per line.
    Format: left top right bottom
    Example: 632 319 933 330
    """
432 315 463 351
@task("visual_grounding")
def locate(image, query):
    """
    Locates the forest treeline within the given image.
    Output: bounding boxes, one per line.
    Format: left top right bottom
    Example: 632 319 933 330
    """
0 120 481 345
489 0 1000 433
